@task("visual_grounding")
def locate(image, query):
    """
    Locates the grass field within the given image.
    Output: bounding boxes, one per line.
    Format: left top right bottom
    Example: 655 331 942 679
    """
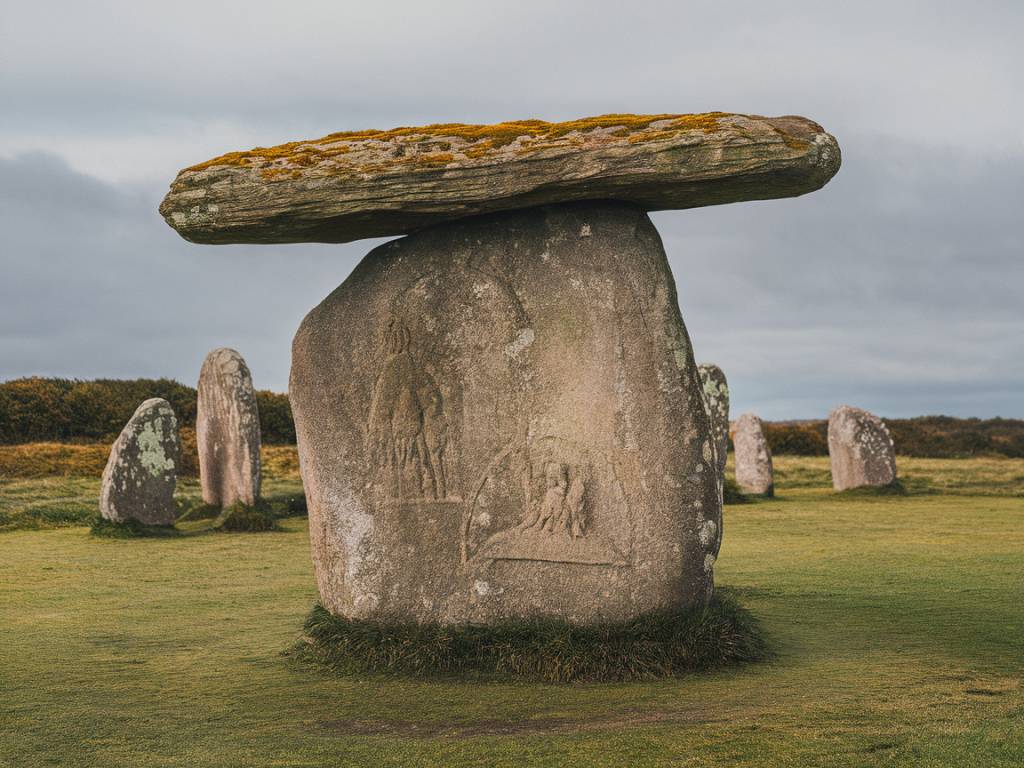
2 456 1023 766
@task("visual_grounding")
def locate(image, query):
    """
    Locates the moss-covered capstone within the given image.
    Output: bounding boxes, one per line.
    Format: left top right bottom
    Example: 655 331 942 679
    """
160 112 840 245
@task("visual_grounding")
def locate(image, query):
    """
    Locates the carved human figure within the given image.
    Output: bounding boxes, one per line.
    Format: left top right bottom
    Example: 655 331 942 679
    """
538 462 569 532
367 319 448 500
565 474 586 538
520 461 587 538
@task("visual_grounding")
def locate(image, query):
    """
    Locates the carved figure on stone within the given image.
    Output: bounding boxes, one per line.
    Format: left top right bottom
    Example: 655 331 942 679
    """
521 462 587 539
367 319 449 501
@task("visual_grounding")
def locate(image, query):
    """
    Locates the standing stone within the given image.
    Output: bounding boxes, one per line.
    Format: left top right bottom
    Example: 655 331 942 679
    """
698 363 729 555
828 405 896 490
698 364 730 478
100 398 180 525
197 347 262 507
732 413 774 496
290 202 721 624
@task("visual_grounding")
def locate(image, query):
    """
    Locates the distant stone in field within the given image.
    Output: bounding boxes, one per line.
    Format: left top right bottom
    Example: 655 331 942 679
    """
100 398 180 525
197 347 262 507
828 405 896 490
732 413 774 496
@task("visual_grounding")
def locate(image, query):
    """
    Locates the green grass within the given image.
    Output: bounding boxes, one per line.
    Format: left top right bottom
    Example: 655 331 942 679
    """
89 516 181 538
1 457 1023 766
299 594 765 683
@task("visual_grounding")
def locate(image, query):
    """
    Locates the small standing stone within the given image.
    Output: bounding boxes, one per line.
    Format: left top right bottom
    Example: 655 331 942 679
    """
197 347 262 507
698 363 729 554
828 405 896 490
732 413 774 496
100 398 180 525
698 364 730 480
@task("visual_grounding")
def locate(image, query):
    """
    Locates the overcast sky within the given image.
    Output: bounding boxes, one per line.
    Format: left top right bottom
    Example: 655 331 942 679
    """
1 1 1021 418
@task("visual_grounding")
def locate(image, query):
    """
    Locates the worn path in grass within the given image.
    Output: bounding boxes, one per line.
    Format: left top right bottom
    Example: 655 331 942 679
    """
2 459 1023 766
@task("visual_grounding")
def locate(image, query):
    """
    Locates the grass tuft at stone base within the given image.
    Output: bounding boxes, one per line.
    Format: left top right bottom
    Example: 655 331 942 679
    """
723 477 753 505
836 479 908 497
89 517 180 538
214 501 279 532
295 592 767 683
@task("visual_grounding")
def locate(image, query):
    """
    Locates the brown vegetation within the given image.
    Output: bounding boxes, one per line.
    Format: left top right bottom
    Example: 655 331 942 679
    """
0 377 294 444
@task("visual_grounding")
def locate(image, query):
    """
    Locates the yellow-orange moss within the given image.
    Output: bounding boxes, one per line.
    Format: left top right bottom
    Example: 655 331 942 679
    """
186 112 732 174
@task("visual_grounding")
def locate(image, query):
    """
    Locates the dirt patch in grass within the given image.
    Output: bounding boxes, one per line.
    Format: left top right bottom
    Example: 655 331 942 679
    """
318 706 727 739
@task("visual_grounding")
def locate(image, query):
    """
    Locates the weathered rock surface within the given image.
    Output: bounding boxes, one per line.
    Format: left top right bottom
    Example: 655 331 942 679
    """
698 364 730 479
197 347 262 507
100 398 180 525
161 113 840 245
828 405 896 490
732 413 773 496
289 201 721 624
698 364 728 554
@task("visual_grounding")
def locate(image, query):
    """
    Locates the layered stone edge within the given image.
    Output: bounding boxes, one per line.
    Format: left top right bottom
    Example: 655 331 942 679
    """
160 112 840 244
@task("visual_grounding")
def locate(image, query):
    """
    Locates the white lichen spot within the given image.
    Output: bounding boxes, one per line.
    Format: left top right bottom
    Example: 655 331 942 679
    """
473 580 492 597
699 519 717 548
704 553 716 573
353 593 379 612
674 348 688 370
504 327 535 359
579 223 591 237
136 420 174 476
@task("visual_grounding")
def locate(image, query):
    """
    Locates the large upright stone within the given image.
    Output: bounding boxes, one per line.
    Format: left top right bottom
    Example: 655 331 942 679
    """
196 347 262 507
828 405 897 490
732 413 774 496
100 398 180 525
290 202 721 624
